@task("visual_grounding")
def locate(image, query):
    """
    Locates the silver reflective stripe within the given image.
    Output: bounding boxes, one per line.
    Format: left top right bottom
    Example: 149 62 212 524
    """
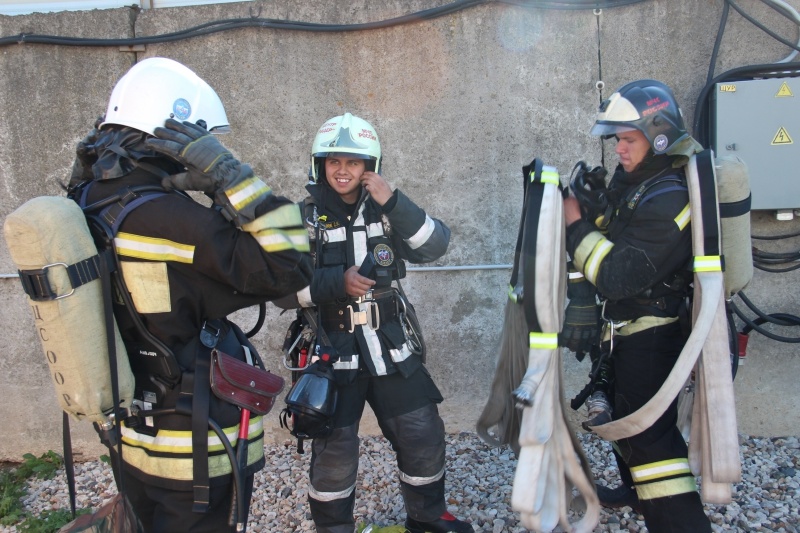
297 286 313 307
333 354 359 371
308 481 356 502
362 324 387 375
405 215 435 250
366 221 384 238
325 226 347 243
399 465 445 486
389 343 412 363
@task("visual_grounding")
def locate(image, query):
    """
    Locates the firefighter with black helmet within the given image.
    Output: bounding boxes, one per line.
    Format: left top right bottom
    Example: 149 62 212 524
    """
69 57 313 532
562 80 712 532
277 112 474 533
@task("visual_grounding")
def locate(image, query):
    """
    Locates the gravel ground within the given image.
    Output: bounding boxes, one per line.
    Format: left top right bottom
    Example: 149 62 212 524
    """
2 432 798 532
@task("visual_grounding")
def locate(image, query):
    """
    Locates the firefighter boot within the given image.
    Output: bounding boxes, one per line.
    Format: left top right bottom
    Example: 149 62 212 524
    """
595 483 641 513
405 512 474 533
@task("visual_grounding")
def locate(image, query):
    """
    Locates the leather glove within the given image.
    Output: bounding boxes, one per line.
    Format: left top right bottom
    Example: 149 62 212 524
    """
560 262 600 357
145 118 252 194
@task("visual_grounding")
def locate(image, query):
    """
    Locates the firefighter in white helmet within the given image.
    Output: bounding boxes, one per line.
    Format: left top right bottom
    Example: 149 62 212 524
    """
68 57 312 532
277 112 473 533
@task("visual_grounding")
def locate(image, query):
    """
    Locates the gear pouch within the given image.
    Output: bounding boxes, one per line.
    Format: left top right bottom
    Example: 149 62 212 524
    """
210 349 285 415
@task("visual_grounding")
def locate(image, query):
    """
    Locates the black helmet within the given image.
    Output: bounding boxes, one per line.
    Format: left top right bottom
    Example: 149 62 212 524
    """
591 79 688 154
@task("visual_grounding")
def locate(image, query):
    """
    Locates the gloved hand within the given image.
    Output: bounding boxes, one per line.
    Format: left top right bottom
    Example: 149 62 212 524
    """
560 262 600 357
146 119 272 227
68 115 105 188
145 118 252 194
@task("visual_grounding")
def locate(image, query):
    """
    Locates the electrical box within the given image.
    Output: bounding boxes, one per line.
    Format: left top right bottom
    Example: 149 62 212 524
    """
713 77 800 210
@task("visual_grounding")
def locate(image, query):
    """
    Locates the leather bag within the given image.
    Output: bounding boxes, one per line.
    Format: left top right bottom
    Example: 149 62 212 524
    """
210 349 285 415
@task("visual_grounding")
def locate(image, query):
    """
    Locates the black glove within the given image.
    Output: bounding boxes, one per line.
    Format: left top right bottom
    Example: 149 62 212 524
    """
68 115 105 188
145 118 252 194
569 161 611 229
560 262 600 356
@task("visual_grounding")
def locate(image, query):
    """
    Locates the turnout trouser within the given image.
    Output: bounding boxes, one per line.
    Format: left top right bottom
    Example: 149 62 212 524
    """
115 469 254 533
611 321 712 533
308 367 446 533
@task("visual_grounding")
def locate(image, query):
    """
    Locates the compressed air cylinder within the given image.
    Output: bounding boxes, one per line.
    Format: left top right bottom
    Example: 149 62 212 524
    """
3 196 134 423
715 155 754 297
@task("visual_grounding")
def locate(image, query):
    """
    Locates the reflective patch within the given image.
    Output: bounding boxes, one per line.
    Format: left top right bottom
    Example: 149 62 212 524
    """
253 228 311 252
119 417 264 480
694 255 722 272
389 344 412 363
242 202 303 232
584 238 614 284
635 476 698 500
308 481 356 502
399 465 445 486
529 332 558 349
631 458 691 482
406 215 435 250
674 203 691 230
115 232 195 263
121 261 171 314
366 221 385 238
225 177 271 210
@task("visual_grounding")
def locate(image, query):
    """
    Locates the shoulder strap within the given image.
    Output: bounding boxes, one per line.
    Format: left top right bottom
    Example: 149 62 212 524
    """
79 183 182 383
611 170 686 234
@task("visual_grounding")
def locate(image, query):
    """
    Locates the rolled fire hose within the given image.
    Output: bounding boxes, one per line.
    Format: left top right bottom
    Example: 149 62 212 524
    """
477 159 599 533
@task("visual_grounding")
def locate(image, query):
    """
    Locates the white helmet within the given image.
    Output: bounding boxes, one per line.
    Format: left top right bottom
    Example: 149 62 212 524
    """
310 112 381 182
101 57 229 136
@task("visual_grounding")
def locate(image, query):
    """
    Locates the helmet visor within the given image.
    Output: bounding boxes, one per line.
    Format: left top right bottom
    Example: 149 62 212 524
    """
590 123 637 137
313 151 375 160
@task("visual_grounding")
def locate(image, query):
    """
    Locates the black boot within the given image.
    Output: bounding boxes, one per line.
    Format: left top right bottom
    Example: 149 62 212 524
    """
405 512 474 533
595 484 641 513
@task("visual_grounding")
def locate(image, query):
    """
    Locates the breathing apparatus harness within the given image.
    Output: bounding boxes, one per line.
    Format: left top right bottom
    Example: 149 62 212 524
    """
69 177 273 529
568 161 694 416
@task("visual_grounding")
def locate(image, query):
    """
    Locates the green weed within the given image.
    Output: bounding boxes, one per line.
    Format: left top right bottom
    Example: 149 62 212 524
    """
0 451 87 532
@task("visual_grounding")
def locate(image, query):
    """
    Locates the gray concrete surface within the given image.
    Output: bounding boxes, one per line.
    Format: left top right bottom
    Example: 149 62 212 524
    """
0 0 798 462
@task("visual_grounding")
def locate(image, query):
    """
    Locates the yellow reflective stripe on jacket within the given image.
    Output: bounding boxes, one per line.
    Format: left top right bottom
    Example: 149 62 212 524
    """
252 228 311 253
529 332 558 349
115 233 195 263
121 416 263 453
242 203 304 233
119 417 264 481
635 476 698 501
574 231 614 285
121 432 264 481
674 203 691 231
631 458 691 483
694 255 722 272
224 176 271 211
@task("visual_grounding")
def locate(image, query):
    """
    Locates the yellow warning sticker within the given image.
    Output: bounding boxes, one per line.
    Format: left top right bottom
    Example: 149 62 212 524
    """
776 82 793 97
772 127 793 145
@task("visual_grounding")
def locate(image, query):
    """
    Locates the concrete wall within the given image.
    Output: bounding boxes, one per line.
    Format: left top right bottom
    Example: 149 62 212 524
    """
0 0 798 462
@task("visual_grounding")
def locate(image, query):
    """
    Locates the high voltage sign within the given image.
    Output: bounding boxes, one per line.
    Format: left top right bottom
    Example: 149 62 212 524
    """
771 127 793 145
775 82 794 97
